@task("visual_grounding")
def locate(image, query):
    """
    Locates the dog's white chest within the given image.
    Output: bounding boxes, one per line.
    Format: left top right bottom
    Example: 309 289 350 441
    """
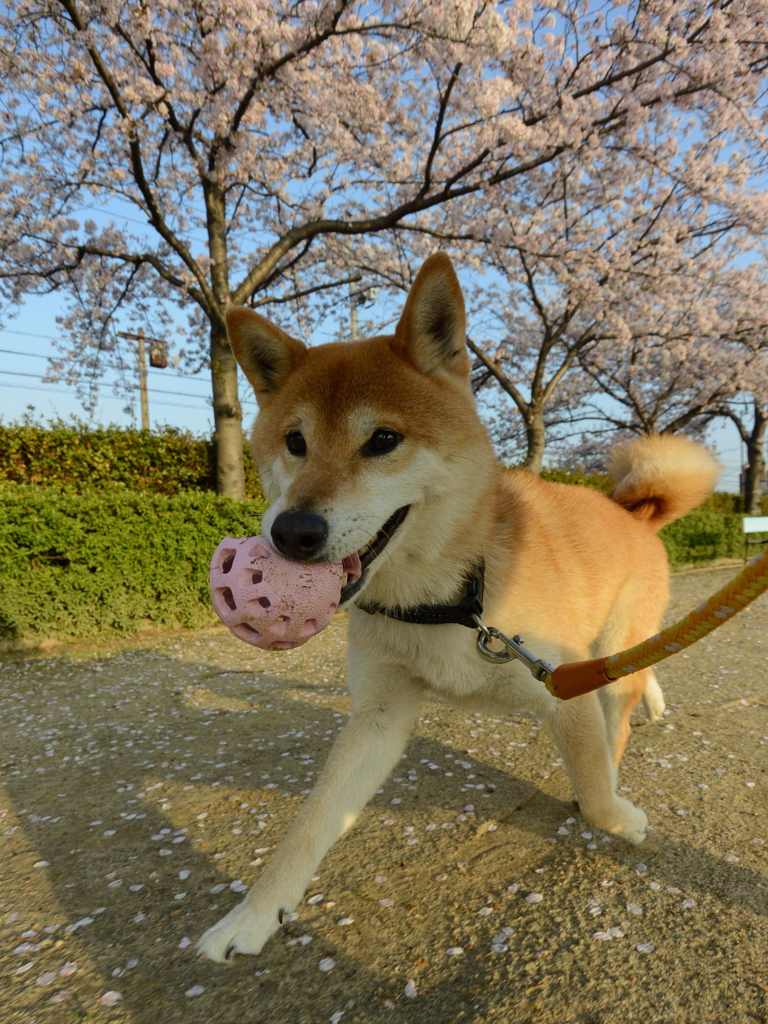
348 611 551 714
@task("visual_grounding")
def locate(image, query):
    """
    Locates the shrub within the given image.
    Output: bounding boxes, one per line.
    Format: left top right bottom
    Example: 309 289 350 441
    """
698 490 768 515
0 418 263 499
539 467 613 493
659 510 744 569
0 484 266 643
0 477 753 645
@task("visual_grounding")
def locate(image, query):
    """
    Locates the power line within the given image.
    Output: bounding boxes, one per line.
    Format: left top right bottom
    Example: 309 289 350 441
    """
0 366 256 407
0 328 59 341
0 347 52 358
0 370 256 414
0 367 211 401
0 378 210 412
0 345 257 393
70 203 210 244
1 344 205 377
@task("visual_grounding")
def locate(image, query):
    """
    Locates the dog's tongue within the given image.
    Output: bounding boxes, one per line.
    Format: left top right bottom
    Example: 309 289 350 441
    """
342 550 362 580
210 536 348 651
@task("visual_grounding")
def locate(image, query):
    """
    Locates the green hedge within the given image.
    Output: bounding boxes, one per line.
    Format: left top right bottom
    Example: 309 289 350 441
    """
0 481 756 646
659 510 745 569
0 484 266 643
0 419 263 499
540 467 613 493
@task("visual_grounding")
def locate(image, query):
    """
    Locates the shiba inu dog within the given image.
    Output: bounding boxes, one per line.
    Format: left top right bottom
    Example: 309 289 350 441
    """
197 253 720 962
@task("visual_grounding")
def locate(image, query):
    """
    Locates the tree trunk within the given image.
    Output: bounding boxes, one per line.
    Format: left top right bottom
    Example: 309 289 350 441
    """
522 410 546 476
743 402 767 516
210 320 246 500
204 180 246 500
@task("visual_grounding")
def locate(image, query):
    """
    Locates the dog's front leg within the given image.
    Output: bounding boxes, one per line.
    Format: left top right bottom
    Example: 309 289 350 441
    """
196 670 423 963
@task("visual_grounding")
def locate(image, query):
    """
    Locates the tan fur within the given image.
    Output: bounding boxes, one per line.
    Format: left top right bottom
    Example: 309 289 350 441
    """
197 255 720 963
608 433 721 529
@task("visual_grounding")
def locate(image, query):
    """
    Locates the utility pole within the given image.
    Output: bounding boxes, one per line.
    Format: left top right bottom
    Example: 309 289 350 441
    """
136 328 149 432
117 329 168 432
349 280 359 341
348 279 378 342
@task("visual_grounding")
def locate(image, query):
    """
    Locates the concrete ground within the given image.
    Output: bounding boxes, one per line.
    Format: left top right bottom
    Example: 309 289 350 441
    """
0 565 766 1024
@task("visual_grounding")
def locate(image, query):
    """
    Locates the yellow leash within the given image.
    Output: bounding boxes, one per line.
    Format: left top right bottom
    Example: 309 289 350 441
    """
545 548 768 700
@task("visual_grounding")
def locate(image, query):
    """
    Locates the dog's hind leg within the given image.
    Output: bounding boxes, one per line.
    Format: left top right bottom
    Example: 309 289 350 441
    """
546 691 648 845
640 669 665 722
594 586 667 769
196 668 423 963
597 668 660 770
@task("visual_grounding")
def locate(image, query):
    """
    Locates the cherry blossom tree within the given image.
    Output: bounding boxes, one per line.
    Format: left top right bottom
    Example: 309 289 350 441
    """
719 398 767 514
429 171 768 473
318 2 768 473
2 1 768 495
574 260 768 499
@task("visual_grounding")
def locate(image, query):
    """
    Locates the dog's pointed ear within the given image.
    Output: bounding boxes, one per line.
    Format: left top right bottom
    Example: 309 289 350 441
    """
225 307 308 404
394 253 470 377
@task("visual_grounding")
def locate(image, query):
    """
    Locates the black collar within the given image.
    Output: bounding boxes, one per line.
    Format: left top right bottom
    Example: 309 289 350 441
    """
357 563 484 629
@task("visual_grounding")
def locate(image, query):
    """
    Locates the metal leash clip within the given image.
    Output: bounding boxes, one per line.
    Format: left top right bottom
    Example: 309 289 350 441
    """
472 614 555 683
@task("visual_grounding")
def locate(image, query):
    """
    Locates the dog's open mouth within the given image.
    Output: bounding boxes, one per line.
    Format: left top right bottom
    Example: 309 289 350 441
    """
339 505 410 605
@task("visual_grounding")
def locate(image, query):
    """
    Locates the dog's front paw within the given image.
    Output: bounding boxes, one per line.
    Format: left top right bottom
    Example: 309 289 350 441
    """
609 797 648 845
196 899 284 963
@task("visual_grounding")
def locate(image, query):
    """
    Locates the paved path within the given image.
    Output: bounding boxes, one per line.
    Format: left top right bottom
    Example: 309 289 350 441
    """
0 565 766 1023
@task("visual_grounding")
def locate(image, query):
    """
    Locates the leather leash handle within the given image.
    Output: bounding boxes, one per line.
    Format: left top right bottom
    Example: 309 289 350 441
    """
545 657 613 700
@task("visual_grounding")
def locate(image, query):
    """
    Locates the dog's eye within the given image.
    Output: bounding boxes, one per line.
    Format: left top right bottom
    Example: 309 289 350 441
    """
363 428 402 457
286 431 307 457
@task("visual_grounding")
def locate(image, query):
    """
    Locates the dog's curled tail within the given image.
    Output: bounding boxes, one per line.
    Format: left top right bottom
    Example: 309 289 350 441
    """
608 434 721 531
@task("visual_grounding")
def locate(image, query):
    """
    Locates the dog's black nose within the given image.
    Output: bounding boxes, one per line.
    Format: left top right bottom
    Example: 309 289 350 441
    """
271 510 329 561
